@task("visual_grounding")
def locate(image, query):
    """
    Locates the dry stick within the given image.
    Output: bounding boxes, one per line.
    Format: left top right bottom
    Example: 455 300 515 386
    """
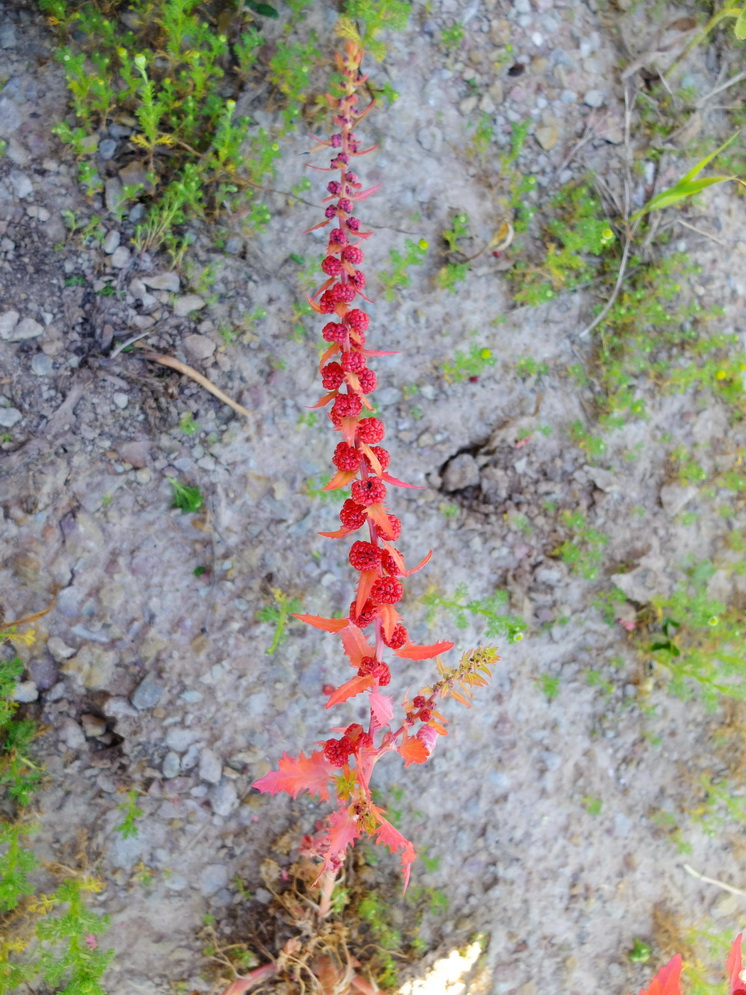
108 331 151 359
675 218 729 247
695 69 746 106
683 863 746 897
133 346 252 417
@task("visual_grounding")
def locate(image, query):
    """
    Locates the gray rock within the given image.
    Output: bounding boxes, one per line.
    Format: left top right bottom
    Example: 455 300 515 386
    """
60 718 86 750
62 646 116 690
174 294 206 318
200 863 228 896
0 97 21 136
131 675 163 710
583 89 605 108
660 483 697 517
162 751 181 778
165 728 201 752
142 272 180 293
116 440 151 468
165 873 188 891
535 119 560 150
99 138 118 160
612 554 668 604
9 171 32 199
0 407 22 428
31 353 53 375
105 177 124 212
103 230 120 254
3 316 43 341
210 780 238 817
199 748 222 785
80 713 107 737
112 392 129 410
47 636 76 661
182 333 216 362
28 656 59 691
442 453 480 490
586 466 619 492
111 246 131 269
105 696 139 721
12 680 38 703
417 127 443 155
0 310 19 339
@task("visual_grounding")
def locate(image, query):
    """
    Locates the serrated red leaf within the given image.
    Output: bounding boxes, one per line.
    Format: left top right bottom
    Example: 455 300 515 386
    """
395 639 454 660
318 343 340 371
638 954 682 995
404 549 432 576
293 613 349 633
378 604 399 641
355 569 378 616
341 625 376 667
252 750 331 801
360 444 382 476
399 730 429 767
324 469 358 490
326 674 374 708
365 503 391 534
320 807 360 872
728 934 744 993
371 805 416 890
309 390 338 409
369 690 394 730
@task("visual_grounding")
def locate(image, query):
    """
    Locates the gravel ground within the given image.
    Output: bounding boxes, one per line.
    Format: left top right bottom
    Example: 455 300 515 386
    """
1 0 745 993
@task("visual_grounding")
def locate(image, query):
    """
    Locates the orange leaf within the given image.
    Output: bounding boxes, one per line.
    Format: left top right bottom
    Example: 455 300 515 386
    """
293 613 349 633
361 444 382 476
728 934 744 993
399 730 429 767
309 390 338 409
318 807 361 876
252 750 332 801
341 625 376 667
365 503 391 535
395 640 455 660
638 954 682 995
318 343 340 371
370 804 416 890
355 570 378 616
324 469 358 491
382 471 421 489
404 549 432 577
378 604 400 641
319 527 353 538
326 674 374 708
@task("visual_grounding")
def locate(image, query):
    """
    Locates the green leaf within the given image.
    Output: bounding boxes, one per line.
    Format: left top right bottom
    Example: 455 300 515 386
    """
247 0 279 16
735 6 746 38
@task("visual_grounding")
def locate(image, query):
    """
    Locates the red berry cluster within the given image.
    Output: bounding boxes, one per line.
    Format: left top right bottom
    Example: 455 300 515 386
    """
323 723 374 767
307 44 413 675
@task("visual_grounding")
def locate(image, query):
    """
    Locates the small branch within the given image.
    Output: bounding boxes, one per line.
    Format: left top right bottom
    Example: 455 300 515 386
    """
695 69 746 106
683 863 746 896
132 346 252 417
576 229 633 340
675 218 728 247
108 331 151 359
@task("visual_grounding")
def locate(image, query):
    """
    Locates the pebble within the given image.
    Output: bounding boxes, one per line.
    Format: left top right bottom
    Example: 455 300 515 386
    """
80 713 107 737
0 310 19 338
583 89 605 107
210 780 238 817
8 170 32 199
200 863 229 896
131 675 164 711
103 230 121 254
183 333 216 362
535 119 560 150
0 97 21 136
165 873 188 891
62 646 116 689
199 747 222 785
162 751 181 779
29 657 59 690
105 177 124 212
0 407 22 428
31 352 53 376
142 272 180 293
99 138 118 160
113 392 129 410
47 636 76 661
60 717 86 750
2 314 43 341
111 246 132 269
174 294 206 318
12 680 38 703
660 483 697 517
165 728 201 752
442 453 480 490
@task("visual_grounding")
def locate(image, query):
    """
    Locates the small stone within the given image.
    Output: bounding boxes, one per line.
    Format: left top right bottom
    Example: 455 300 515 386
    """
31 353 53 376
118 160 151 191
141 272 181 293
535 120 559 150
60 718 86 750
105 177 124 212
28 656 59 691
12 680 38 703
416 127 443 155
8 170 32 199
174 294 206 318
583 89 605 108
182 333 216 361
116 440 151 468
199 747 222 785
165 728 201 752
111 246 131 269
131 675 163 710
162 751 181 779
0 310 19 339
165 873 188 891
99 138 118 160
442 453 480 491
62 646 116 690
0 97 21 136
112 392 129 410
459 95 479 116
660 483 697 517
0 407 22 428
200 863 229 896
47 636 76 661
80 713 107 737
210 780 238 817
103 230 121 254
4 316 43 341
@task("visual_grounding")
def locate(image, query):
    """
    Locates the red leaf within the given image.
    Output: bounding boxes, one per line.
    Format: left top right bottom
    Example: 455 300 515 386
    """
382 471 421 489
360 444 382 476
341 626 376 667
395 640 455 660
326 674 374 708
309 390 338 410
369 690 394 730
399 730 429 767
638 954 682 995
320 807 360 871
378 604 400 642
252 750 331 801
728 934 744 994
404 549 432 577
293 613 349 633
371 805 416 890
319 527 353 538
324 469 358 491
318 343 340 371
365 503 391 535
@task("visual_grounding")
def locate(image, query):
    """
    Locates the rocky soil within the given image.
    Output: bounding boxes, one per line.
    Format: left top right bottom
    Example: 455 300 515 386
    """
1 0 745 993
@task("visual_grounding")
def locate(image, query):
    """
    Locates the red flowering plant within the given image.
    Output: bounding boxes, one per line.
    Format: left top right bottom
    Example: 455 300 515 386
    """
636 934 745 995
252 40 497 891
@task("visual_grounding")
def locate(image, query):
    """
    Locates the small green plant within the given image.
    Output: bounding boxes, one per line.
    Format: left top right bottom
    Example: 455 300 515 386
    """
379 238 429 300
422 583 525 644
581 795 603 816
356 891 402 989
553 511 608 581
256 588 304 655
442 343 497 383
179 412 199 436
114 790 145 840
440 23 465 50
629 938 653 963
168 478 204 513
516 356 549 378
539 673 560 700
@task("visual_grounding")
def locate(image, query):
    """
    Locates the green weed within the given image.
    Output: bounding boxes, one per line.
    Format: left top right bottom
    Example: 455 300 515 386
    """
422 582 525 644
114 790 145 840
442 343 496 383
256 588 303 655
379 238 429 300
553 510 608 581
168 478 204 513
